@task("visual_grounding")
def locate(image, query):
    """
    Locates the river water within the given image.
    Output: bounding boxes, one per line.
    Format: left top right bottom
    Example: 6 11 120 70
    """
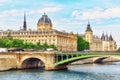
0 62 120 80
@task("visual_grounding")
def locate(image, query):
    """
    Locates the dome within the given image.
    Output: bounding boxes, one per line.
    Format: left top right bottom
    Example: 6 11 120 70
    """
37 13 52 26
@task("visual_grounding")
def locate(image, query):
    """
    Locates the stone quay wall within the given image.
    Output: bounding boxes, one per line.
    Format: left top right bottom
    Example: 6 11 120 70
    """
0 53 17 71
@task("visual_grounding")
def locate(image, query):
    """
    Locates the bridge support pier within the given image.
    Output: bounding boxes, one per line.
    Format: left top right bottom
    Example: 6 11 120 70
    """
45 65 55 70
45 65 67 71
54 65 68 70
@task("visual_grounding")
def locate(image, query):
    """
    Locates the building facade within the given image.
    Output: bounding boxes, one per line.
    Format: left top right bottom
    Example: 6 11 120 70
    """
0 13 77 51
84 21 117 51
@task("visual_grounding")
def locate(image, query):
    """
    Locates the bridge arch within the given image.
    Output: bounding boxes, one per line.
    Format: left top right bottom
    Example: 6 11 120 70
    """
20 57 45 69
93 57 109 63
55 55 95 67
54 55 112 68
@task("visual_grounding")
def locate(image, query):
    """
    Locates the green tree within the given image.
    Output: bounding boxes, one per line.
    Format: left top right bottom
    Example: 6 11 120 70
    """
22 42 36 49
0 38 8 47
42 42 49 50
12 39 24 48
77 35 89 51
5 40 13 48
49 44 58 50
36 42 43 49
0 38 58 51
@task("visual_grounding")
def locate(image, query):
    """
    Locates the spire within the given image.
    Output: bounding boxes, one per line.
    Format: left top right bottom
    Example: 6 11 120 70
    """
101 33 105 41
109 34 113 41
23 11 27 31
85 20 92 32
44 12 46 15
43 12 47 17
105 33 108 41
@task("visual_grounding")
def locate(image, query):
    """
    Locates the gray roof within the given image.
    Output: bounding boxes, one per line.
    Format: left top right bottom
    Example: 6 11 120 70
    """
101 33 113 41
109 35 113 41
101 33 105 40
37 13 52 26
85 21 93 32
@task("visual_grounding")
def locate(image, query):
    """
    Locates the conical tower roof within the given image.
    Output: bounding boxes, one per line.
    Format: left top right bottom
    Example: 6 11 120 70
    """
101 33 105 41
105 33 109 41
85 20 92 32
109 34 113 41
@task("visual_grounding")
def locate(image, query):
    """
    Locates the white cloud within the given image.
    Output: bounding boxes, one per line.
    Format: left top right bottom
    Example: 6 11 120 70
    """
72 7 120 20
29 6 62 15
0 9 23 18
0 5 62 18
41 2 59 7
0 0 9 3
41 7 62 13
0 5 63 31
0 0 12 6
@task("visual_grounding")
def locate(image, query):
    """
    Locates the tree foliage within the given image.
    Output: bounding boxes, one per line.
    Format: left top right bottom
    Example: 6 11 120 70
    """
12 39 24 48
0 36 57 50
77 35 89 51
49 44 58 50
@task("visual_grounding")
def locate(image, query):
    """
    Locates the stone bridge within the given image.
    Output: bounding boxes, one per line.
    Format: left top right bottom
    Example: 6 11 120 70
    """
0 52 120 71
0 52 55 71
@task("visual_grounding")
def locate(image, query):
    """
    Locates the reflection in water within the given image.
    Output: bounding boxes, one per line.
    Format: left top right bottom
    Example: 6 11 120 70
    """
0 62 120 80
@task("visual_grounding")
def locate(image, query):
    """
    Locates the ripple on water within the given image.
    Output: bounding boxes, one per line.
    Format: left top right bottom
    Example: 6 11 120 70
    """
0 63 120 80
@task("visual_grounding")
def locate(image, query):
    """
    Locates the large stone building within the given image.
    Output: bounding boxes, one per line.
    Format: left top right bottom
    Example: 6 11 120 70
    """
0 13 77 51
83 21 117 51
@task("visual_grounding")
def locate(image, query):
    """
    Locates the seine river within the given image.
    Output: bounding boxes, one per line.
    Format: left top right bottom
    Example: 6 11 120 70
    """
1 62 120 80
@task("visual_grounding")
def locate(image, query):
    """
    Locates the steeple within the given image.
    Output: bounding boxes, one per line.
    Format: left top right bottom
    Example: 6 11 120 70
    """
23 12 27 31
109 34 113 41
85 20 92 32
105 33 108 41
101 33 105 41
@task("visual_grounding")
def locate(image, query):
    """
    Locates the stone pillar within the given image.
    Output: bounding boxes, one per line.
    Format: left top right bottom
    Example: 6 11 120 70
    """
44 52 56 70
45 65 55 70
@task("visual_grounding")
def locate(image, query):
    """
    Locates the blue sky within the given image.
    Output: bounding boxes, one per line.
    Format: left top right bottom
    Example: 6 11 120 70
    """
0 0 120 47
